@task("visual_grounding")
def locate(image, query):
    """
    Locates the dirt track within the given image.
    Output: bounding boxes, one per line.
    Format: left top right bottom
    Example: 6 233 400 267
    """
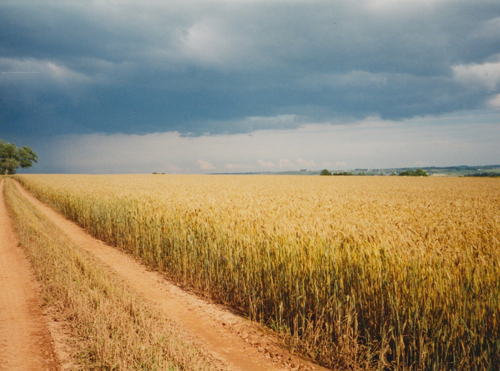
13 181 329 371
0 180 59 371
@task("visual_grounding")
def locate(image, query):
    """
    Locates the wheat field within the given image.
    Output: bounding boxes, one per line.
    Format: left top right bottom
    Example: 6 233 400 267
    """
16 174 500 370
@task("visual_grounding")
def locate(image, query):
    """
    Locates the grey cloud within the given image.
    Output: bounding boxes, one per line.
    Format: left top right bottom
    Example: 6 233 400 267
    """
1 0 499 138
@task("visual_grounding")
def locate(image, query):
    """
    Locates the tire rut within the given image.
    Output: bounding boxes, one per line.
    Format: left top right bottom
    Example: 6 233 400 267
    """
0 179 59 371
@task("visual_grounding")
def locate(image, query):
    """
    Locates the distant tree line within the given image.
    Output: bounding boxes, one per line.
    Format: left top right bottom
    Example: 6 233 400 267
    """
464 172 500 178
319 167 499 177
398 169 428 177
333 171 353 176
320 169 354 176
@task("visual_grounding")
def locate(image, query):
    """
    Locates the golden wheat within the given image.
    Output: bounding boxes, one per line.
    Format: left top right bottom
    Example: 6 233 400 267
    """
16 174 500 370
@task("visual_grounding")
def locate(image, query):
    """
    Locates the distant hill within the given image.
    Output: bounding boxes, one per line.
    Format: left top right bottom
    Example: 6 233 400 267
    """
212 165 500 177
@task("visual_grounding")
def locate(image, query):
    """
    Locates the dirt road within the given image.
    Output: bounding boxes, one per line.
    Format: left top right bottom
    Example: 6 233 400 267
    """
0 180 59 371
14 180 330 371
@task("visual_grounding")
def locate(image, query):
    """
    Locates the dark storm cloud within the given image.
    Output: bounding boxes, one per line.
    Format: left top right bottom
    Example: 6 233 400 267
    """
1 0 499 138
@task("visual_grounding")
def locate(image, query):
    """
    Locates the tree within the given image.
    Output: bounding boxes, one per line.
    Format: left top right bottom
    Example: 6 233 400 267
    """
413 168 428 177
398 168 428 177
0 140 38 175
320 169 332 176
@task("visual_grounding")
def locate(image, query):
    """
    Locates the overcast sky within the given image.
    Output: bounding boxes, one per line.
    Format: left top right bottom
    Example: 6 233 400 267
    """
1 0 499 173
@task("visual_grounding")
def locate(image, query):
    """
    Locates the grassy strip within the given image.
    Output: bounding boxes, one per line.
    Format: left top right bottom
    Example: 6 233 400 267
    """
4 178 221 371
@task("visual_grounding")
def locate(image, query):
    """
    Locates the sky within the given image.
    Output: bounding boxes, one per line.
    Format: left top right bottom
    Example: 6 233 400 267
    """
1 0 499 174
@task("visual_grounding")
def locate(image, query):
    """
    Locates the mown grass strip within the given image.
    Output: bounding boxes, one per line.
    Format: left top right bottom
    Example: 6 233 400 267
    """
4 178 221 371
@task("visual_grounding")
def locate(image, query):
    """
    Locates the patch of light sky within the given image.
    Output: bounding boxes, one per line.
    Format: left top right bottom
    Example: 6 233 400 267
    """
22 110 499 174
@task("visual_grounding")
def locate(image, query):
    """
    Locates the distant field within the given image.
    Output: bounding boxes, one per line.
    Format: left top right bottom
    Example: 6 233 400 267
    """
16 174 500 370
